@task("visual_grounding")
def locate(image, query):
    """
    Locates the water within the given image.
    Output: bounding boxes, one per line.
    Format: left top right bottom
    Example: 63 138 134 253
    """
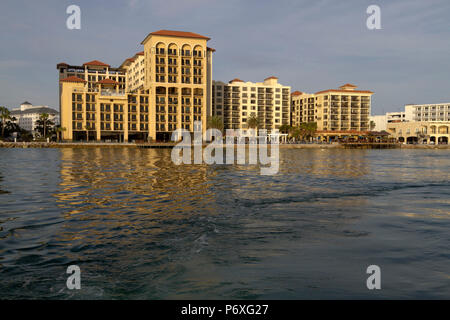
0 147 449 299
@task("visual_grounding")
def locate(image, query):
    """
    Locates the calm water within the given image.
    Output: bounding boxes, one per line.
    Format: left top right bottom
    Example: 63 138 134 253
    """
0 147 449 299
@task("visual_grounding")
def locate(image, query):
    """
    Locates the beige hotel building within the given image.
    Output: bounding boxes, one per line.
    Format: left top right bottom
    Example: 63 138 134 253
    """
291 84 373 140
386 121 449 144
57 30 214 141
212 77 291 132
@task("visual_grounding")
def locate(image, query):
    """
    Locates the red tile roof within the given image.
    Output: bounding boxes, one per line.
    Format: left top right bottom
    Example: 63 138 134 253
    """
60 76 86 83
136 51 144 55
119 55 138 69
97 78 119 85
83 60 110 67
229 78 244 83
264 76 278 81
207 47 216 52
339 83 358 88
141 30 210 44
315 89 373 95
291 91 303 96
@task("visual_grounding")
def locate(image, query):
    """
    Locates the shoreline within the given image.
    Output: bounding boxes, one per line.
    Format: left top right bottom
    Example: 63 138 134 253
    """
1 141 450 149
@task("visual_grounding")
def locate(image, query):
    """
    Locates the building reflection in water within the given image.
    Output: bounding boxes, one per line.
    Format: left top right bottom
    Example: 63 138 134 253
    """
53 148 218 246
55 147 215 211
280 149 370 178
52 148 371 257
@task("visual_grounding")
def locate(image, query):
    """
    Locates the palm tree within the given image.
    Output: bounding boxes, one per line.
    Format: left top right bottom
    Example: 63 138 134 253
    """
289 127 302 141
369 120 376 131
299 122 317 141
55 125 66 142
35 113 54 138
5 116 19 134
278 124 291 134
0 106 11 138
247 114 259 130
207 115 224 133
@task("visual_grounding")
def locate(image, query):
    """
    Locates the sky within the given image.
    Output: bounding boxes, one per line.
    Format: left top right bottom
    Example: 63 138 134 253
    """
0 0 449 115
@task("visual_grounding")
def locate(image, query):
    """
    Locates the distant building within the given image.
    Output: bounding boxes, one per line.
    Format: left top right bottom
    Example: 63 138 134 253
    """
387 111 407 123
387 121 449 144
369 111 412 131
291 84 373 141
406 103 450 122
212 77 291 132
370 102 449 132
369 115 387 131
10 102 59 133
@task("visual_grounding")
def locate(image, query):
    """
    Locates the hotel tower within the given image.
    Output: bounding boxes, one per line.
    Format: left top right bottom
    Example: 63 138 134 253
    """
212 77 291 132
57 30 214 141
291 84 373 140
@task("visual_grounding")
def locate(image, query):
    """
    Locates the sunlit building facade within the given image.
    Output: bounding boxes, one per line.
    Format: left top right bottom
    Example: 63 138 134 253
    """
212 77 291 132
407 103 450 122
57 30 214 141
387 121 450 144
291 84 373 140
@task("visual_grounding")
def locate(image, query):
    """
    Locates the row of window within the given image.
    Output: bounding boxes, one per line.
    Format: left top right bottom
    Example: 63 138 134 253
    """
155 75 203 83
214 86 289 93
156 48 203 57
156 57 202 65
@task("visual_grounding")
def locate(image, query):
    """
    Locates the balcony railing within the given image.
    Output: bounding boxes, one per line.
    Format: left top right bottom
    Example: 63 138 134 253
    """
101 90 125 96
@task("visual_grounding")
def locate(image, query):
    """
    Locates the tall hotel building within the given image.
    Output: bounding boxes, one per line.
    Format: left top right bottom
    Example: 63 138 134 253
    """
291 84 373 139
212 77 291 131
57 30 214 141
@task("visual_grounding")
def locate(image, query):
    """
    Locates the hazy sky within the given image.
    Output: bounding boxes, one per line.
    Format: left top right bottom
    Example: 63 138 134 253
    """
0 0 449 115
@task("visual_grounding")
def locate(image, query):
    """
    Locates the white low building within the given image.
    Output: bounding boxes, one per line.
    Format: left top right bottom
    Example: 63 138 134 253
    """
370 108 414 131
406 103 450 122
10 102 59 133
369 114 387 131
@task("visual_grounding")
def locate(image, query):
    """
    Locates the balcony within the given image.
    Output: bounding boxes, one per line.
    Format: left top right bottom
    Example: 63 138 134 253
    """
101 90 125 96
